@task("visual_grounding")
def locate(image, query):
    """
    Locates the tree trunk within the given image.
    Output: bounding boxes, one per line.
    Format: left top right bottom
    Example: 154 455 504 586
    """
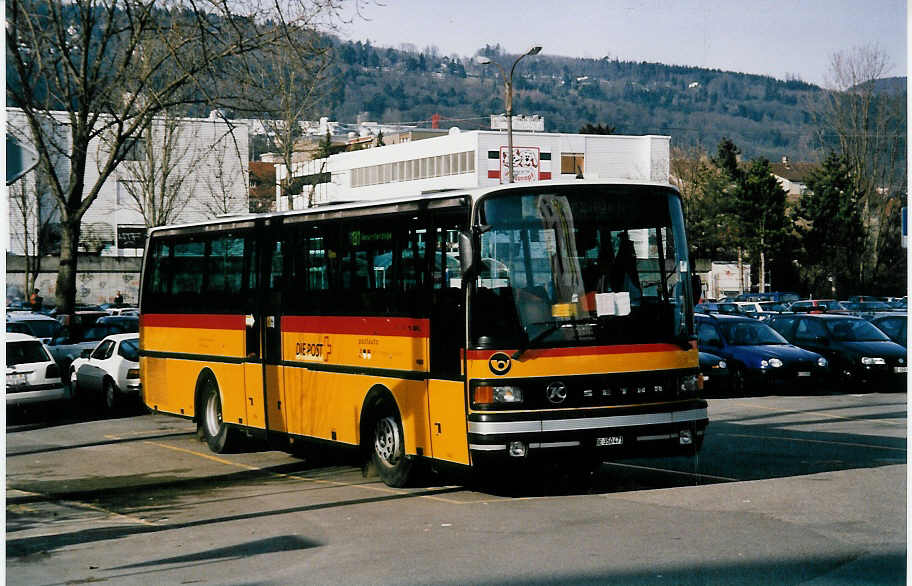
55 219 80 314
760 249 766 293
737 248 744 294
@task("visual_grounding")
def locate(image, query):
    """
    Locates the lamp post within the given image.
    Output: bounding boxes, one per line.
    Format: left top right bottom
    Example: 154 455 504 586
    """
477 45 542 183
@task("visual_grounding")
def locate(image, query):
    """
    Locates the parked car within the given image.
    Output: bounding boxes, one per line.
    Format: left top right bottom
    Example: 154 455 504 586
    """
694 302 741 315
6 311 63 343
841 301 896 316
96 315 139 332
69 333 141 410
695 313 829 394
787 299 846 314
100 304 139 316
767 314 906 390
46 324 131 373
699 351 730 395
6 333 68 408
870 313 907 347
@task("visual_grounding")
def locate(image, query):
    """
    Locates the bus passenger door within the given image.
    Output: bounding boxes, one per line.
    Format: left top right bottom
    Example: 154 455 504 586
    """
427 222 470 465
261 220 286 434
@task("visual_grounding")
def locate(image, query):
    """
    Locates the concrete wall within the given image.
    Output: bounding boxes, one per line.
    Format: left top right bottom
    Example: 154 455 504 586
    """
6 254 141 307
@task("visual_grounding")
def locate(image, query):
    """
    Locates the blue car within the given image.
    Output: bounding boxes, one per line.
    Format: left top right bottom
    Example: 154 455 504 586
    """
695 313 829 394
699 351 730 396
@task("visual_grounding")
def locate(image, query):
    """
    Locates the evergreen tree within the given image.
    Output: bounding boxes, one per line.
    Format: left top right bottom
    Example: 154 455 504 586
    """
798 152 866 296
737 158 789 291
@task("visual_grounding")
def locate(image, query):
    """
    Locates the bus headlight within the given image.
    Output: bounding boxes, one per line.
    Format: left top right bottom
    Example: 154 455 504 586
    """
473 384 523 406
679 374 700 394
817 357 828 368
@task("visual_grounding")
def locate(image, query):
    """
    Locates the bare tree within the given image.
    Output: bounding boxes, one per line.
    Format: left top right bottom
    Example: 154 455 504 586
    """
9 172 58 296
815 44 906 287
116 112 202 227
6 0 347 313
201 120 250 217
248 28 334 208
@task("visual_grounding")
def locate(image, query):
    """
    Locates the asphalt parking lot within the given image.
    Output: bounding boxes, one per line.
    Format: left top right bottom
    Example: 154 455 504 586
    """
6 391 907 585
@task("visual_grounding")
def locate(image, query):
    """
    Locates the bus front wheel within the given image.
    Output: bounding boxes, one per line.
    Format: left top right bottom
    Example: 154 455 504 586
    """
200 378 237 453
371 414 413 488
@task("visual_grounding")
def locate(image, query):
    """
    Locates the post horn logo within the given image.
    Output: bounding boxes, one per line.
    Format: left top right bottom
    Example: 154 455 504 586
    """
488 352 512 376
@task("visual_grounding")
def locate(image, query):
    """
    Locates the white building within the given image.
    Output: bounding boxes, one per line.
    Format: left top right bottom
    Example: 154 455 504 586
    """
7 108 249 257
275 130 670 210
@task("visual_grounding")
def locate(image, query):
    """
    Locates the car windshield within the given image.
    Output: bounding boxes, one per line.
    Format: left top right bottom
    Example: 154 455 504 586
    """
719 321 788 345
7 340 51 366
470 184 691 348
118 338 140 361
826 319 890 342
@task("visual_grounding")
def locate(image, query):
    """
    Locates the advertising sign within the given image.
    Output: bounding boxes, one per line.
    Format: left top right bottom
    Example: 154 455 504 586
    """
499 146 540 183
117 225 147 249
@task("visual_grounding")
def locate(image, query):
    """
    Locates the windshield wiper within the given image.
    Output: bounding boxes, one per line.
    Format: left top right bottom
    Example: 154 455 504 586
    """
512 319 597 360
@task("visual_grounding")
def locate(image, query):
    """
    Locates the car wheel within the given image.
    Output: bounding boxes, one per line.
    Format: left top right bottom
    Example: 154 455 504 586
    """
69 368 79 397
731 365 747 396
371 413 413 488
200 377 238 453
103 378 119 411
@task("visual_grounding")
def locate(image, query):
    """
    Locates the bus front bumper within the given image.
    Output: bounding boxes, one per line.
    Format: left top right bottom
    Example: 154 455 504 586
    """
467 402 708 458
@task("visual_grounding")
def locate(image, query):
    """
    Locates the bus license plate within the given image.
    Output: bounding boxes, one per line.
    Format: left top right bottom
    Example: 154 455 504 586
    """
596 435 623 447
797 371 811 377
894 367 907 373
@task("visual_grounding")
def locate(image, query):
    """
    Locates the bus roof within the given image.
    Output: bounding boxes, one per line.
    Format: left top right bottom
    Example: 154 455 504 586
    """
147 178 680 237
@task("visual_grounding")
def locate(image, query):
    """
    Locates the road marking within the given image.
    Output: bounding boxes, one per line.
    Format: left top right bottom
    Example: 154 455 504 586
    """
730 402 907 426
719 432 907 452
65 500 158 526
602 461 739 482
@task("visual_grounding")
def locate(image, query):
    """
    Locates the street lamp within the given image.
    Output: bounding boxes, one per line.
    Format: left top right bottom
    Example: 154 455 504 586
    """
477 45 542 183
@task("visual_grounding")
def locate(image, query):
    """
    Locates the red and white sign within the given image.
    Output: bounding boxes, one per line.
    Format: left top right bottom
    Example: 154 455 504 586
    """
500 146 538 183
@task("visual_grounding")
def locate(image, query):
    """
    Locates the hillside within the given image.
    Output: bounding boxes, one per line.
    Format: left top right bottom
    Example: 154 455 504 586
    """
324 40 906 162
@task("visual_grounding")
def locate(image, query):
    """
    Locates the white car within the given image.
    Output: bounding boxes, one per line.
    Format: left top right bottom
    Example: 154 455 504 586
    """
69 333 141 410
6 333 68 407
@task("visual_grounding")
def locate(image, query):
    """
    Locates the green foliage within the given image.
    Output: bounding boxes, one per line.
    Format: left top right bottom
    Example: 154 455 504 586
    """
797 152 866 296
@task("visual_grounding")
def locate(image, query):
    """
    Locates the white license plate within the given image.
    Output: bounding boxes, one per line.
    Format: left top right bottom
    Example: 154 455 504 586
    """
797 371 811 377
7 373 27 386
596 435 623 447
894 367 907 373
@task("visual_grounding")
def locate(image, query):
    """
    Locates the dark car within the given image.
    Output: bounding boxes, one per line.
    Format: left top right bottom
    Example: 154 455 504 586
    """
870 313 907 347
45 324 132 373
695 313 829 394
699 351 730 395
96 315 139 333
788 299 846 314
768 314 907 390
695 302 741 315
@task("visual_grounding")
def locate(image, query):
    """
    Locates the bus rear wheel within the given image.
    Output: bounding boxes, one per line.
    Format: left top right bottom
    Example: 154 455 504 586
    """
200 378 237 453
371 414 413 488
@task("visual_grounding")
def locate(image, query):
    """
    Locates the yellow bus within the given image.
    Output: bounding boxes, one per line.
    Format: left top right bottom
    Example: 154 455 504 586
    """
139 181 707 487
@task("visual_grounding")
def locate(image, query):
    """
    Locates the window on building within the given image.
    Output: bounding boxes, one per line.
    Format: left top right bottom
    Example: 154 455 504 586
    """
561 153 584 175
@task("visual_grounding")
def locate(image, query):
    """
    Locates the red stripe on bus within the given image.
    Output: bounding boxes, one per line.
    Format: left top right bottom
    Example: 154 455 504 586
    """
141 314 245 330
487 170 500 178
540 172 552 180
466 344 684 360
283 316 429 337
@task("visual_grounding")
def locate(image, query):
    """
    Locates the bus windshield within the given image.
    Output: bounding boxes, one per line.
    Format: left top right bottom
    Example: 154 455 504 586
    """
470 185 691 349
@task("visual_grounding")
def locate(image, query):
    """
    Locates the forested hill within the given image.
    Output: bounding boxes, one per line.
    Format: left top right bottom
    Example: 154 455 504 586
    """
325 40 904 161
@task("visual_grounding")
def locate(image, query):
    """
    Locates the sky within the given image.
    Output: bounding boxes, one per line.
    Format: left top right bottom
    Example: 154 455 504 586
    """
337 0 907 87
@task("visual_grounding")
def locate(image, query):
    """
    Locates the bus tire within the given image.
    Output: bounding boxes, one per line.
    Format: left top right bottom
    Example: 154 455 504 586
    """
371 413 413 488
200 376 237 453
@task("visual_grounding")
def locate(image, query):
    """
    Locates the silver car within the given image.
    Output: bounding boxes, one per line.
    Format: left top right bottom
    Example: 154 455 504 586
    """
69 333 141 410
